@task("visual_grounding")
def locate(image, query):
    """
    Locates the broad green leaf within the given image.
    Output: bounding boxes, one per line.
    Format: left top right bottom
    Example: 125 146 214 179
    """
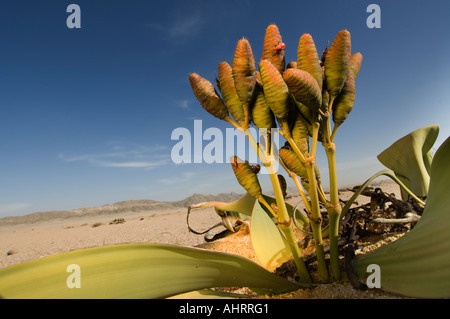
377 124 439 199
353 136 450 298
251 201 292 271
0 243 300 299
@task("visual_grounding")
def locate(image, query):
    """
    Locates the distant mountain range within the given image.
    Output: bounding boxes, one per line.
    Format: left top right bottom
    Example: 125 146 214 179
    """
0 193 244 226
0 179 396 226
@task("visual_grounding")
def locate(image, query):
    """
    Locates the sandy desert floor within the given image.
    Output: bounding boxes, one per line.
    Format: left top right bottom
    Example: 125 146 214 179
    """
0 180 408 298
0 207 222 269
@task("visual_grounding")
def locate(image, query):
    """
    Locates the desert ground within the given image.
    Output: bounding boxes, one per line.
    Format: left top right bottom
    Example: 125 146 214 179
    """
0 180 408 298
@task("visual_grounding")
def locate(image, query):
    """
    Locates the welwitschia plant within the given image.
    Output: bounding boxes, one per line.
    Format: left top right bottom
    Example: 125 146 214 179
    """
188 25 364 282
1 23 447 299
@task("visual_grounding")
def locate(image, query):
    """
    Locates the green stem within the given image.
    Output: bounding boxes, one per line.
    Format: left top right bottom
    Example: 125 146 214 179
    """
268 171 312 283
324 144 342 280
317 182 330 206
281 224 312 283
278 158 312 216
321 95 341 280
310 122 320 159
243 127 311 283
265 129 272 157
283 118 329 282
327 95 335 115
305 161 329 282
292 174 312 217
330 124 339 143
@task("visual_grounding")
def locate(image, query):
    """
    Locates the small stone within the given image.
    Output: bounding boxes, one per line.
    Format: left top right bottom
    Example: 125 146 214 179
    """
6 249 16 256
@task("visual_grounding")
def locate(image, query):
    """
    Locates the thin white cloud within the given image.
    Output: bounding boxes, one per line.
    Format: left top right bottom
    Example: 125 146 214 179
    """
168 13 203 38
158 177 179 186
58 152 122 162
59 142 170 170
176 99 191 110
159 171 196 185
101 161 165 169
145 11 204 43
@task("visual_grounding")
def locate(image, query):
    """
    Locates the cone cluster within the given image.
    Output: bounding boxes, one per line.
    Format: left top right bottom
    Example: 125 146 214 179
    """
189 24 362 195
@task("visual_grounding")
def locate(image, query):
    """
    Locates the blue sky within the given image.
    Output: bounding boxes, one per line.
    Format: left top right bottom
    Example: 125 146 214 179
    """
0 0 449 217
